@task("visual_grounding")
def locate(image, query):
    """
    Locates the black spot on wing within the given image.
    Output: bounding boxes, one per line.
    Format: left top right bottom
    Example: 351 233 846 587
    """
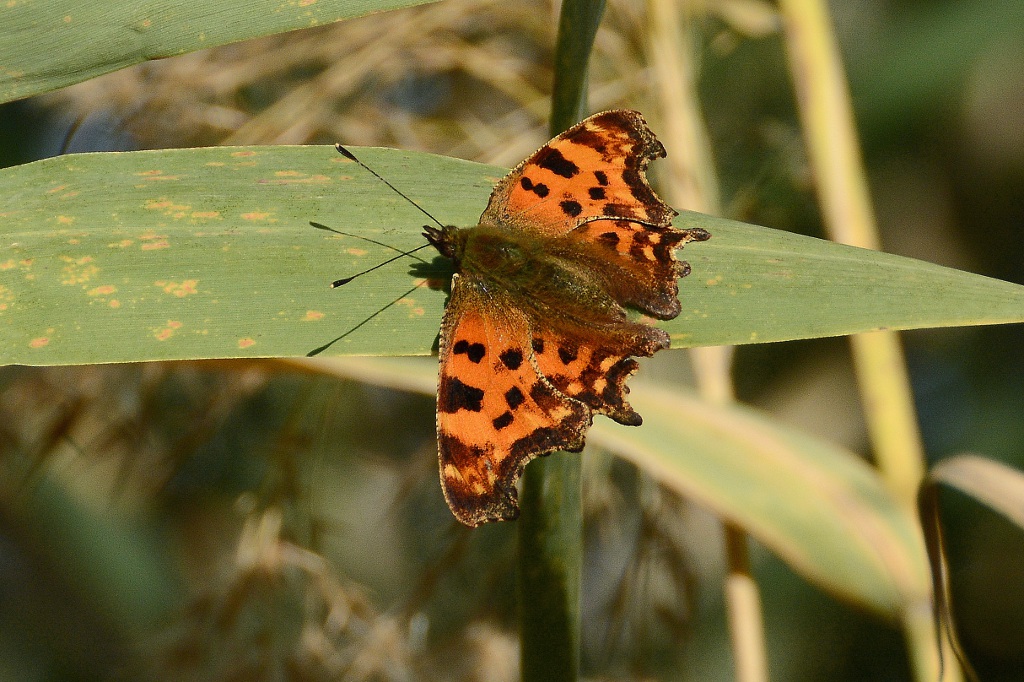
597 231 620 248
588 187 606 200
438 376 484 413
538 148 580 178
602 202 639 219
594 170 609 186
492 411 514 430
505 386 525 410
453 340 486 363
629 231 654 261
520 176 549 198
558 346 578 365
622 167 664 218
567 127 607 156
499 348 524 371
560 200 582 217
532 338 545 354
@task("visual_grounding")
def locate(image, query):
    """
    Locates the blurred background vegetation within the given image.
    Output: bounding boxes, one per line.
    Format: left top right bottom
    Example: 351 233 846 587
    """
1 0 1023 679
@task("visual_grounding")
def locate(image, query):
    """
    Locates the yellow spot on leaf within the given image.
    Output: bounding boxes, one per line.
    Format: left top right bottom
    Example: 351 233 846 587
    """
153 320 183 341
29 337 49 348
108 239 134 248
57 215 74 225
302 310 325 321
0 259 14 270
191 211 220 219
88 285 116 296
231 151 257 157
138 170 164 176
154 280 198 297
60 255 98 285
346 248 368 257
396 298 425 317
268 172 331 185
299 0 316 6
705 275 723 286
144 200 189 217
238 338 256 349
109 300 121 308
141 239 170 250
241 212 272 221
63 14 71 22
206 161 225 167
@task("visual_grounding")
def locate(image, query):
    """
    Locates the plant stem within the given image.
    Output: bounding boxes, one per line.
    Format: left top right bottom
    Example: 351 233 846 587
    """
646 2 768 679
777 1 953 679
549 0 606 135
518 455 582 682
518 2 605 680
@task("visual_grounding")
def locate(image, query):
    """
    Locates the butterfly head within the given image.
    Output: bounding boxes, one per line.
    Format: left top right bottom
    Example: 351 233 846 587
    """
423 224 467 265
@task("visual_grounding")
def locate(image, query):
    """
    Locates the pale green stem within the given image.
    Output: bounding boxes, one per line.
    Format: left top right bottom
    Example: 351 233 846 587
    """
646 1 768 680
777 0 954 679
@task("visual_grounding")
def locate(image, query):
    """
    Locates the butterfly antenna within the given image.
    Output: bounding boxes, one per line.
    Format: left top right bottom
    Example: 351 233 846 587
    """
335 144 446 229
307 220 428 260
328 246 432 287
311 221 432 286
306 283 421 356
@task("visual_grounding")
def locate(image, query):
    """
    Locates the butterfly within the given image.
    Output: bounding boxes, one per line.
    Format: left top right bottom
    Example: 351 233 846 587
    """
415 110 710 526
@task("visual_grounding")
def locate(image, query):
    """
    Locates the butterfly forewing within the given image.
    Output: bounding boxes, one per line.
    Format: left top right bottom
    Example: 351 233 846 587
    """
481 110 677 236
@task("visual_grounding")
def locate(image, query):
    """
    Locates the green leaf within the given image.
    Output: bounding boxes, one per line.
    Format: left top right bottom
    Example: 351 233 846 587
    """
2 145 1023 366
926 454 1024 530
296 355 930 618
0 0 439 104
594 383 929 617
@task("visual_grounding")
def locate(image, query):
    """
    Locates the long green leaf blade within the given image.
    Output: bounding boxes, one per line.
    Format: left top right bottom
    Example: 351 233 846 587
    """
298 355 930 618
2 146 1023 366
0 0 438 104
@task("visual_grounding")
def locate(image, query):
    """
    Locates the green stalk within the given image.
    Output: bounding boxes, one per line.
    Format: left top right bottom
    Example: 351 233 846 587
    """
518 455 583 682
518 2 605 680
777 1 954 679
645 1 767 678
548 0 606 135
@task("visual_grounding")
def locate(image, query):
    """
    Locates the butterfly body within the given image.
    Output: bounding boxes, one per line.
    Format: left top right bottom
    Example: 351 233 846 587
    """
428 223 629 326
420 110 710 527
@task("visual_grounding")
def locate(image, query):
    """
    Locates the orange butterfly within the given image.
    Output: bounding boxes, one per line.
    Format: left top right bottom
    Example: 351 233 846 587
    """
418 110 709 526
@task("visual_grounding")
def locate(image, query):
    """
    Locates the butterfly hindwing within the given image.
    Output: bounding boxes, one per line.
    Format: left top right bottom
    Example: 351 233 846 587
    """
567 218 711 319
529 317 669 427
436 273 590 526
